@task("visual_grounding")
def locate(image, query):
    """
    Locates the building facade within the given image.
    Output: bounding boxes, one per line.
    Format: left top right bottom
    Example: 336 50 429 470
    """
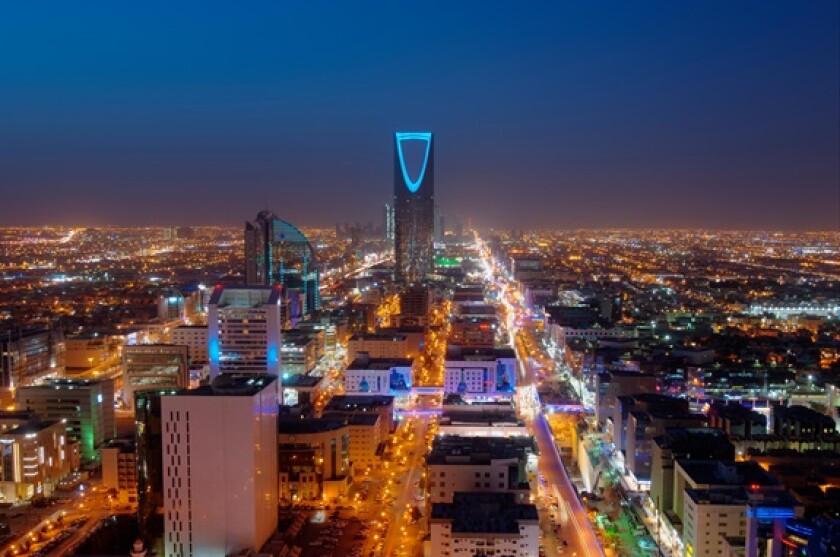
0 421 71 501
244 211 320 316
207 286 283 382
162 375 279 557
121 345 189 410
169 326 209 366
16 378 115 462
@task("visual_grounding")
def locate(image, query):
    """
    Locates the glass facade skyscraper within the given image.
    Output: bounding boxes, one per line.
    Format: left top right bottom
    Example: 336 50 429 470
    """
244 211 320 317
394 132 434 283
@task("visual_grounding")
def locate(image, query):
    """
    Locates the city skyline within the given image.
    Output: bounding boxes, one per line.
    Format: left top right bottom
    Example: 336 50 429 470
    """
1 2 838 230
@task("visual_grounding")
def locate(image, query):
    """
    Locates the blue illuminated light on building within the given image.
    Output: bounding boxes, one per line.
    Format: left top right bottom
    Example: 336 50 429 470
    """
209 337 221 366
395 132 432 194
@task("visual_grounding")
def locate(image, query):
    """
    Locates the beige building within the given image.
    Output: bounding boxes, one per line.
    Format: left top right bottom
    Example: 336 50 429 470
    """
0 421 73 502
346 334 408 363
101 438 137 505
169 325 209 365
278 415 352 502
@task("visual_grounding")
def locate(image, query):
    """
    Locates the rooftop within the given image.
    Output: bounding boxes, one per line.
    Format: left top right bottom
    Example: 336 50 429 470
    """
347 357 413 370
324 394 394 411
282 375 322 388
431 492 538 534
427 435 537 465
171 374 277 396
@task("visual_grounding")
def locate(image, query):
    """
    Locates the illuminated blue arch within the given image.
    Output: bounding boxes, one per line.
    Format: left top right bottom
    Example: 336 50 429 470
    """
395 132 432 193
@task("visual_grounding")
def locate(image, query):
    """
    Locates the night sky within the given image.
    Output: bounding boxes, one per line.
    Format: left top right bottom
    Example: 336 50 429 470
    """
1 2 838 230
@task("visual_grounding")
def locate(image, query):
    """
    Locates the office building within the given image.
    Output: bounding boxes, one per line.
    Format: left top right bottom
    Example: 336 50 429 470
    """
162 375 279 557
278 415 351 502
121 345 189 409
135 389 167 542
393 131 434 283
244 211 320 316
430 492 539 557
157 290 186 322
207 285 283 382
16 378 115 462
0 420 72 501
280 335 316 377
0 327 65 390
384 203 395 248
169 325 209 366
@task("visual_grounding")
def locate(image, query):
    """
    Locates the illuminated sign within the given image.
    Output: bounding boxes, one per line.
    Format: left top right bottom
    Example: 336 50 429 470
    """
395 132 432 193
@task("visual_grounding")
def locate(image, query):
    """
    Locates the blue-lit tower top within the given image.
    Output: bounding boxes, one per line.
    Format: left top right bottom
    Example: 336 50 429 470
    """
394 131 435 283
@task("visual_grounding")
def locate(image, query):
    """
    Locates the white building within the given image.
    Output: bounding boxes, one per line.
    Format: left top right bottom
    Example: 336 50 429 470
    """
430 492 539 557
344 355 412 396
443 348 516 399
162 374 278 557
208 286 282 381
169 326 209 365
426 436 534 503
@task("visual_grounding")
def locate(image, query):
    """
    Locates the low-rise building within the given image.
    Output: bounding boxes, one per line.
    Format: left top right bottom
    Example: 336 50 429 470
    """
277 415 351 502
346 333 409 363
426 435 536 503
443 347 516 399
323 395 395 437
101 437 137 505
0 420 72 501
430 492 539 557
344 355 412 396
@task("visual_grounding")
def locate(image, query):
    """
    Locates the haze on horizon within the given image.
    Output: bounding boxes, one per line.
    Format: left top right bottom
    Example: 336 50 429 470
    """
1 2 838 231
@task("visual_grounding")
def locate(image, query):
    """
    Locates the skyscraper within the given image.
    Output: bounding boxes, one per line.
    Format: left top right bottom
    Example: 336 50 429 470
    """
208 286 283 382
244 211 320 317
383 202 395 248
162 374 279 557
394 132 434 283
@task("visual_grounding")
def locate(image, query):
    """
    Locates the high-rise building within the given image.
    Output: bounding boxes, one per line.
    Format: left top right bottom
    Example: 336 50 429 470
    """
135 389 167 544
394 131 434 283
207 285 283 382
121 344 189 409
16 378 115 462
383 202 395 248
244 211 320 316
162 374 279 557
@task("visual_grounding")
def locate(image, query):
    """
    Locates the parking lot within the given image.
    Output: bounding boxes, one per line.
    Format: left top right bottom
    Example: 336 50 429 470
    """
279 508 371 557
